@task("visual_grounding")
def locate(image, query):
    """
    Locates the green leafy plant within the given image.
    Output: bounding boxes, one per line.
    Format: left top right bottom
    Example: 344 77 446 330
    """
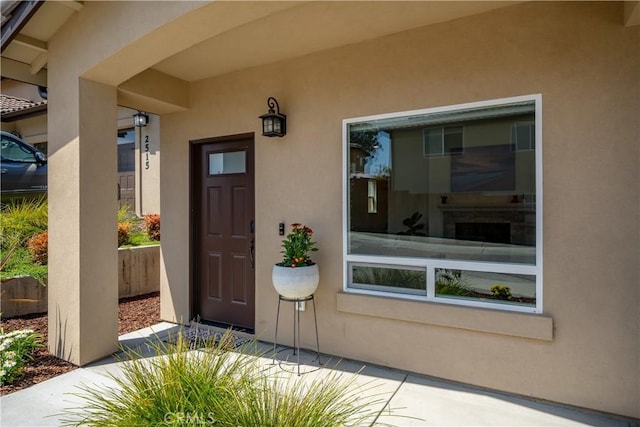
116 205 133 224
0 239 21 272
0 247 48 284
490 285 512 300
60 330 388 427
0 328 43 385
143 213 160 241
0 198 48 283
277 223 318 268
124 232 156 247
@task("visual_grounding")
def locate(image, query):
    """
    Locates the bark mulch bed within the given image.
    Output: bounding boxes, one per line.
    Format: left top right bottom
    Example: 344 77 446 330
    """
0 291 160 395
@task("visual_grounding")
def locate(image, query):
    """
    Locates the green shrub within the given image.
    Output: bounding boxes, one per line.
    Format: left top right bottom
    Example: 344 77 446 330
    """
0 200 159 281
61 330 387 427
0 247 48 284
0 198 48 283
490 285 512 300
0 328 43 385
0 197 47 252
124 232 153 247
116 205 134 224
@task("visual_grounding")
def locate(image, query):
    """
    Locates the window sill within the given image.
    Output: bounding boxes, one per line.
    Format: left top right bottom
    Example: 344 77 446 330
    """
336 291 553 341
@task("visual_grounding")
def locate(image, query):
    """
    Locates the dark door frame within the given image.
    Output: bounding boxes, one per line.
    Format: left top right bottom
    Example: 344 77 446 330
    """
189 132 255 327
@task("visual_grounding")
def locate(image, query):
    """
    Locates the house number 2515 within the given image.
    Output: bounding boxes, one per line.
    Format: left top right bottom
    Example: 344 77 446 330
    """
144 135 150 170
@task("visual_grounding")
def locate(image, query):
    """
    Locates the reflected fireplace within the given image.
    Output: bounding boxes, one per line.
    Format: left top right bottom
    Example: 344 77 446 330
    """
442 208 535 246
455 222 510 244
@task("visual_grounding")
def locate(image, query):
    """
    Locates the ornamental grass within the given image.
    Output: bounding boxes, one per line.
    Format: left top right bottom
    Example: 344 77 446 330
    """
61 330 391 426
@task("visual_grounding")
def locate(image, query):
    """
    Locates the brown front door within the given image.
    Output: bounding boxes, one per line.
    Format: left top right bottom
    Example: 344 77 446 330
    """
192 134 255 331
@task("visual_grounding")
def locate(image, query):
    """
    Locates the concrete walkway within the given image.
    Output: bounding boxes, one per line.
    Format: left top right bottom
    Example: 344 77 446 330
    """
1 322 637 427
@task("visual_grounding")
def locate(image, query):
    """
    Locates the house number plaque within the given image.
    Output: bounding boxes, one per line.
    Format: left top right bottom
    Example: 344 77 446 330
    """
144 135 150 170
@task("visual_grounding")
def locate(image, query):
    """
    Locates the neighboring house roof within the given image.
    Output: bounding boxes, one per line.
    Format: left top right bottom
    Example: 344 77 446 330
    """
0 93 47 122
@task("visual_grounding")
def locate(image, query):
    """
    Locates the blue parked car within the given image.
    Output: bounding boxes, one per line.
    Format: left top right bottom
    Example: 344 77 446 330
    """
1 131 47 203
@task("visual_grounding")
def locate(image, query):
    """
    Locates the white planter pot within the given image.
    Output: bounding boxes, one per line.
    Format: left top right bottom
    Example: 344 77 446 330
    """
272 263 319 299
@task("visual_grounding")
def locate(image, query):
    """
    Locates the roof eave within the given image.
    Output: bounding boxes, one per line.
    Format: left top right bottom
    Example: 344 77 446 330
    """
1 0 44 53
1 103 47 122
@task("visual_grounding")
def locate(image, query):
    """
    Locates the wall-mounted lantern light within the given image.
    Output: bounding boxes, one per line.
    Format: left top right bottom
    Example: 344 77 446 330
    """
133 111 149 127
259 97 286 137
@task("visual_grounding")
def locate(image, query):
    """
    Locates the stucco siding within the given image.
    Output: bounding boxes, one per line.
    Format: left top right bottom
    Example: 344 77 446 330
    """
160 2 639 417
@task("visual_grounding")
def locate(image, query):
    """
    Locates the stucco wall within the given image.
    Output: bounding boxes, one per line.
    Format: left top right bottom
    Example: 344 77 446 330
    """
160 2 639 417
138 116 161 216
44 0 194 364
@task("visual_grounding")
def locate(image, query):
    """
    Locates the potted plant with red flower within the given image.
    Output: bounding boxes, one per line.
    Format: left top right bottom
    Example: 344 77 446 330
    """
272 223 319 298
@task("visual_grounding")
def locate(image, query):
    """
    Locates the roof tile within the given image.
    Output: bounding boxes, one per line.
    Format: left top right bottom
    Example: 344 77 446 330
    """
0 93 47 115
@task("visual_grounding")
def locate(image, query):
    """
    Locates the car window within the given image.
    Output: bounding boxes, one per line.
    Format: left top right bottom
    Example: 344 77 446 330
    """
1 136 36 163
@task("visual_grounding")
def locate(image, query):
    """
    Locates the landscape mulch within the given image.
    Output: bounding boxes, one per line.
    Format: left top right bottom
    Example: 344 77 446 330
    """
0 291 160 395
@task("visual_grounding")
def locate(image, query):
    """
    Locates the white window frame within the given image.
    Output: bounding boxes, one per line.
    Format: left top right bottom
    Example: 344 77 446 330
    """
511 121 535 151
342 94 543 314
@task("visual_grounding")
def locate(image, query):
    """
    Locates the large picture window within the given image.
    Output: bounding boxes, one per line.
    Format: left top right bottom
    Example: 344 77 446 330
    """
343 95 542 313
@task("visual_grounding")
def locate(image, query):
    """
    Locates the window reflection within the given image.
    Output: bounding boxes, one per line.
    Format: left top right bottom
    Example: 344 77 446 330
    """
208 151 246 175
348 102 536 265
435 268 536 308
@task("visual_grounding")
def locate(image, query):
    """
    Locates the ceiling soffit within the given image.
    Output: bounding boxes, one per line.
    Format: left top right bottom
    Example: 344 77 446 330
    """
1 0 43 52
152 1 520 82
1 1 82 85
625 1 640 26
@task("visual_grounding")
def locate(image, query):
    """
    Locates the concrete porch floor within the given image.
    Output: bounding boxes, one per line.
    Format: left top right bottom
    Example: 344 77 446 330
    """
1 322 637 427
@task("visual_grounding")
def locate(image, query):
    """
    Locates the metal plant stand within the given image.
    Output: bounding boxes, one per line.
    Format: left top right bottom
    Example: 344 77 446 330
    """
272 294 321 375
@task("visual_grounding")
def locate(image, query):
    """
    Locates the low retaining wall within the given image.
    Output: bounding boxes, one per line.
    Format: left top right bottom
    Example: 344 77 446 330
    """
1 245 160 318
118 245 160 298
0 276 47 317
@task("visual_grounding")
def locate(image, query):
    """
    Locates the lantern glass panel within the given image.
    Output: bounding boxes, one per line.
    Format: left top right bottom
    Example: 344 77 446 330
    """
134 115 146 127
263 118 274 134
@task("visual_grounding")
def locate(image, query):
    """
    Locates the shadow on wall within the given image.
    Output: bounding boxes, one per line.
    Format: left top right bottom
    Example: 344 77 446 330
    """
53 305 72 362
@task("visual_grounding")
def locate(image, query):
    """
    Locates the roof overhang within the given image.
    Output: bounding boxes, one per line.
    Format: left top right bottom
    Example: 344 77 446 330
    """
1 0 43 52
1 0 83 85
1 102 47 122
2 1 637 114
